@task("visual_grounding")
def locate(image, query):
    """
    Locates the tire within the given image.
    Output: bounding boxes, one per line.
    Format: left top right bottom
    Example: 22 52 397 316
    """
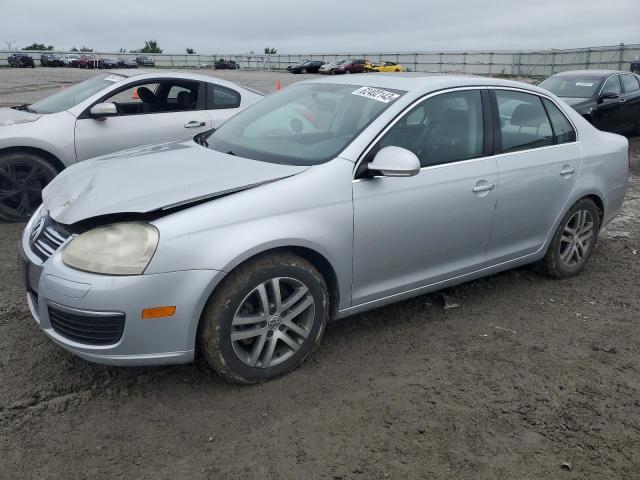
0 151 59 222
301 68 307 74
345 70 351 74
330 69 335 75
199 252 329 384
538 198 600 279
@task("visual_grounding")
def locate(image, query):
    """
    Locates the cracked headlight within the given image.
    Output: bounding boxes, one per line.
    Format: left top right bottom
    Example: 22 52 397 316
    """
62 223 159 275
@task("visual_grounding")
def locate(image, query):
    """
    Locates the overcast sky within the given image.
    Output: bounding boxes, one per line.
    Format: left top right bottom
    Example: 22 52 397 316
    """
1 0 638 54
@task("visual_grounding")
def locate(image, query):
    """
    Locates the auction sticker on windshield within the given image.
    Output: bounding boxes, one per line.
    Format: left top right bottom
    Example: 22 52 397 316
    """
352 87 400 103
576 82 594 87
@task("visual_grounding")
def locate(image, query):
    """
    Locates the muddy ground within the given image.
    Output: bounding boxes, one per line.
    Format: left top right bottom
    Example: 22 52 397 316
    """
0 68 638 479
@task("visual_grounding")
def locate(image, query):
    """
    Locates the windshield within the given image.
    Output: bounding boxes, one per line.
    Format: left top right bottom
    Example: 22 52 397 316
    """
207 83 404 165
538 76 602 98
30 73 125 114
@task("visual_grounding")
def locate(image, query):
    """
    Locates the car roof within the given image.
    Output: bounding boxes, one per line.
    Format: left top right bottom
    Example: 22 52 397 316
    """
105 70 264 94
552 69 630 77
303 72 546 95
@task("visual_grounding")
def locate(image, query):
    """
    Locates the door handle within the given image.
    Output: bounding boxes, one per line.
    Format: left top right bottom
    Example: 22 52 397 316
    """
472 183 495 193
184 121 206 128
618 97 627 104
560 167 575 176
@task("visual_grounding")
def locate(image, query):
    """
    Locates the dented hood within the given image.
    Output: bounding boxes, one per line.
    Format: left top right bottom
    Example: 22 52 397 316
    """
43 140 309 224
0 107 41 126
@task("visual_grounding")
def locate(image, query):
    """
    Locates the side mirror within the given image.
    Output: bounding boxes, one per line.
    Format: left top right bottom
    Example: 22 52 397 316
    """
368 146 421 177
599 91 619 102
90 102 118 118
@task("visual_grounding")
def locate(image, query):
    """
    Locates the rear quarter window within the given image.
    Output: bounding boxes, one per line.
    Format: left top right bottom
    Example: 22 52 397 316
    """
206 84 241 109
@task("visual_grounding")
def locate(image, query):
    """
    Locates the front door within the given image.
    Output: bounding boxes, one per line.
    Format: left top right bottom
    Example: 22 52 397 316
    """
592 75 627 133
352 89 498 306
74 79 212 161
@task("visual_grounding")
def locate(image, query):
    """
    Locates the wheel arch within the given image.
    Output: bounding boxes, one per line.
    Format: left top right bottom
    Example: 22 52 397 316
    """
0 146 65 173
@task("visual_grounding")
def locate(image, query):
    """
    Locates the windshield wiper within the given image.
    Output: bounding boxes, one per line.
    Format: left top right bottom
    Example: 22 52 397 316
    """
13 104 38 114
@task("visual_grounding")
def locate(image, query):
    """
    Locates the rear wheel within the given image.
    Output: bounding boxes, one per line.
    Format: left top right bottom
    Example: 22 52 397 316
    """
0 151 59 222
539 198 600 279
199 252 329 383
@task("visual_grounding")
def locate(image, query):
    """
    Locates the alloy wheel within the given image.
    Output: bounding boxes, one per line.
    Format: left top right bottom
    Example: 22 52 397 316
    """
0 160 54 219
559 209 594 267
231 277 315 368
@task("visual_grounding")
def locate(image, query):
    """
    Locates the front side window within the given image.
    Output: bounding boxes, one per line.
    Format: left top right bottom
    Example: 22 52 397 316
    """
621 74 640 93
542 99 576 144
602 75 622 95
206 84 241 109
374 90 484 167
494 90 553 153
101 80 200 114
207 83 404 165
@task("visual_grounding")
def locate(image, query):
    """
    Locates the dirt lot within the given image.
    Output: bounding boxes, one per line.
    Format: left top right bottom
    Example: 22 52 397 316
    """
0 68 639 480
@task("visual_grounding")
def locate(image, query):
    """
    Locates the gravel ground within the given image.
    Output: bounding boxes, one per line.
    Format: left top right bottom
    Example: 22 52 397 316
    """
0 68 639 480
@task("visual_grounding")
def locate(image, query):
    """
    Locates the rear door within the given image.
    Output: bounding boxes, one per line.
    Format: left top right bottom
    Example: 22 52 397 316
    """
74 78 211 161
620 74 640 131
485 89 581 264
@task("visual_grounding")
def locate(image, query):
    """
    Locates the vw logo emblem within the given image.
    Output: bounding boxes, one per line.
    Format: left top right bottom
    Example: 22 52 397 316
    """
268 315 282 329
30 217 45 244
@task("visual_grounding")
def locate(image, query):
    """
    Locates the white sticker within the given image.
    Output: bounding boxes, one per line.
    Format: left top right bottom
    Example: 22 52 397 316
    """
352 86 400 103
104 74 126 83
575 82 594 87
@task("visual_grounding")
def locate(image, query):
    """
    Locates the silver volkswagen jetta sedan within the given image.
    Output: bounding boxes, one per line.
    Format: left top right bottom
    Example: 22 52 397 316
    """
20 74 629 383
0 70 263 221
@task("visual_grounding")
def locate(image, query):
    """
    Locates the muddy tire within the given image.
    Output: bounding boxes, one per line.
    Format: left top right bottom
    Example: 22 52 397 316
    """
199 252 329 384
539 198 601 279
0 151 59 222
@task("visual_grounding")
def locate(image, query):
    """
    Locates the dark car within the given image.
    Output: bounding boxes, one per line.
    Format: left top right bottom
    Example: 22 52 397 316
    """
287 60 325 74
77 54 99 69
7 53 35 68
214 58 240 70
136 56 155 67
98 57 119 69
539 70 640 135
117 57 138 68
334 59 369 74
40 53 64 67
632 61 640 74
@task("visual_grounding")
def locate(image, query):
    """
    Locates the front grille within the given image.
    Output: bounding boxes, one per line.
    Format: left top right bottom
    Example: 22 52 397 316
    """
48 306 125 346
30 214 71 262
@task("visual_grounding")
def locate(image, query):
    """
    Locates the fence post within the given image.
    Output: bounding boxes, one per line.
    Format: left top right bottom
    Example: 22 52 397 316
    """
551 51 556 75
488 52 493 76
585 48 591 69
414 53 418 72
439 52 443 73
618 43 624 70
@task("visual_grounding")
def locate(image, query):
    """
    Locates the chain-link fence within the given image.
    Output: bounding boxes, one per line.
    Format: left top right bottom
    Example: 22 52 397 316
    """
2 43 639 77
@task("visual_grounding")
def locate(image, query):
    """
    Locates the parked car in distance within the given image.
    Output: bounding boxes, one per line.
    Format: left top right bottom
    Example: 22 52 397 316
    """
40 53 64 67
334 59 370 74
288 60 325 74
318 60 343 75
19 75 629 383
631 61 640 74
0 70 263 221
136 56 155 67
539 70 640 135
215 59 240 70
117 57 138 68
61 54 80 67
7 53 35 68
368 61 406 72
77 54 99 69
98 57 119 69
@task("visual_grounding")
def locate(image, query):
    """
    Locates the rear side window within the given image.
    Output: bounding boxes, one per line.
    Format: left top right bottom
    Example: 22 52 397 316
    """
206 84 241 109
602 75 622 95
542 99 576 144
494 90 553 153
621 74 640 92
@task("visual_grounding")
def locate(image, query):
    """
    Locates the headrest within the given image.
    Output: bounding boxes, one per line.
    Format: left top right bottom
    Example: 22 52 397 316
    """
510 103 547 128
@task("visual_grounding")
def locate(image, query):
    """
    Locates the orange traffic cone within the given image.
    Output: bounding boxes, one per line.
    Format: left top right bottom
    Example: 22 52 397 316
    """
132 87 139 99
275 79 281 92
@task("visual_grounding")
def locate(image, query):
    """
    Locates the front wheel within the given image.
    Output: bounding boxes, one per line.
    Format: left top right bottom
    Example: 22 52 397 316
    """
539 198 600 279
0 151 59 222
199 253 329 383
